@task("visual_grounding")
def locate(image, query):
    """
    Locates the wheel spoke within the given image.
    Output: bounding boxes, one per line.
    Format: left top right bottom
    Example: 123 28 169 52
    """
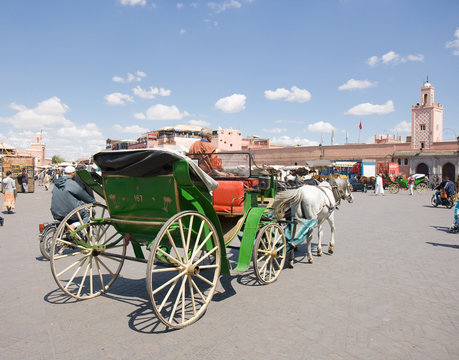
193 246 218 267
190 220 205 261
156 247 182 266
64 257 88 290
77 260 91 297
169 276 187 323
166 230 183 264
94 257 106 290
188 277 197 316
190 278 206 302
178 219 188 262
158 278 180 312
152 269 187 295
194 273 215 287
190 231 214 263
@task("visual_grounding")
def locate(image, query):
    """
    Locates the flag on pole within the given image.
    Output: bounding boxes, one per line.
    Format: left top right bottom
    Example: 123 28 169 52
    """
331 129 334 145
359 121 362 130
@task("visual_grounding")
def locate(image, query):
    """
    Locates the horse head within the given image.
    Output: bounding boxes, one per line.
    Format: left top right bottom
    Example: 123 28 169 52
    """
327 176 354 204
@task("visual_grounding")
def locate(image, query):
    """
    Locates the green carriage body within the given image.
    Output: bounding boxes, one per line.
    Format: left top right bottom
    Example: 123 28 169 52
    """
78 149 280 275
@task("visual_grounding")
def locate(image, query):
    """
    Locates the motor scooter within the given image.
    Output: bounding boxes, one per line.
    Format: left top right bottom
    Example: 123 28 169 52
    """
431 193 455 209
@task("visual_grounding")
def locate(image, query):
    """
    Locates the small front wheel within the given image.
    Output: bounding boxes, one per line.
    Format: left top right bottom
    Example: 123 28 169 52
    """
447 199 454 209
431 195 438 207
389 184 399 194
39 224 57 260
252 223 287 284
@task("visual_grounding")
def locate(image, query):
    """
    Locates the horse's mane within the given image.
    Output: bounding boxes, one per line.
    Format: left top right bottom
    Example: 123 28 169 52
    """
272 187 304 219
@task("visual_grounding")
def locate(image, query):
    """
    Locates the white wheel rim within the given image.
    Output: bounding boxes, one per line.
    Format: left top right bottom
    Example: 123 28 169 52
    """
147 211 221 328
50 203 126 300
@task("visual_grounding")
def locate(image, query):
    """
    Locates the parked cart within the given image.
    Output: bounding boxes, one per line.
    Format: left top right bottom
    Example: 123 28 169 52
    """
384 174 428 194
48 149 316 329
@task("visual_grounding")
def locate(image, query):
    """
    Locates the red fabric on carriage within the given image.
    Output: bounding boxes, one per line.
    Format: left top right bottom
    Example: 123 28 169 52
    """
243 179 258 189
213 180 245 214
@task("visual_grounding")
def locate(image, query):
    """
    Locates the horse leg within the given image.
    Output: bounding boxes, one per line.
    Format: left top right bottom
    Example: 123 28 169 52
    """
287 249 294 268
306 232 314 263
316 224 323 256
327 214 336 254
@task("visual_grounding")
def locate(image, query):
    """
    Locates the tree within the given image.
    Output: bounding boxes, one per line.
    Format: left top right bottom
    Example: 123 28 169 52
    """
51 155 65 164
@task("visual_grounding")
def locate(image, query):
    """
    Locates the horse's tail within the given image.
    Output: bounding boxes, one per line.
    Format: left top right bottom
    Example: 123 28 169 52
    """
272 188 303 219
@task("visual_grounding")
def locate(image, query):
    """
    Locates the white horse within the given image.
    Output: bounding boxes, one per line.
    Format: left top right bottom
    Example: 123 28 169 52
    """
328 176 354 205
272 182 338 264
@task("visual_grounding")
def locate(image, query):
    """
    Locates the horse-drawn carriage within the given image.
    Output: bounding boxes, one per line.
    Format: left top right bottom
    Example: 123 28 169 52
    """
48 149 317 328
384 174 428 194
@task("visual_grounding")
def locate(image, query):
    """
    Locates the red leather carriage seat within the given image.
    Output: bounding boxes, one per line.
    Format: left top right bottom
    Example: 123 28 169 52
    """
213 180 245 215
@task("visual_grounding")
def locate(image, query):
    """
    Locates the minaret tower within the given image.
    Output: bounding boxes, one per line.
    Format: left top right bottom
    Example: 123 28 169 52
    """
411 79 443 150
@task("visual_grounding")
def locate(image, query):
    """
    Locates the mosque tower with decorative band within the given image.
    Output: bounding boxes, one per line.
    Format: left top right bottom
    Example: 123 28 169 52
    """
411 79 443 150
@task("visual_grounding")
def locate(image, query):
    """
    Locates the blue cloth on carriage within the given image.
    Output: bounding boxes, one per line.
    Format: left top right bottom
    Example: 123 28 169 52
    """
284 218 318 243
93 148 218 193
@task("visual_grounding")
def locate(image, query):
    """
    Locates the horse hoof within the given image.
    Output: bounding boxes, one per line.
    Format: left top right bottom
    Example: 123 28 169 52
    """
328 247 334 254
308 258 314 264
316 251 322 256
288 261 294 268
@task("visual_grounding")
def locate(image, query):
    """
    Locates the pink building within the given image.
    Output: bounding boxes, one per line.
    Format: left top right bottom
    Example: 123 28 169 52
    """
16 132 51 168
211 128 242 150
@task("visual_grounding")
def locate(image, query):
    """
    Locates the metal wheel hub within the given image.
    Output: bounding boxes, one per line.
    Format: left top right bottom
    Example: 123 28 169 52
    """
186 263 200 276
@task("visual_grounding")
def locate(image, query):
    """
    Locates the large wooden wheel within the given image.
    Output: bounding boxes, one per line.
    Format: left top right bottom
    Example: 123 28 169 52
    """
415 182 428 194
50 203 127 300
146 211 221 329
252 223 286 284
388 183 399 194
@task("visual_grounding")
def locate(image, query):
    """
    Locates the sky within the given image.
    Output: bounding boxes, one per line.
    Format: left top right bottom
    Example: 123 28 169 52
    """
1 0 458 161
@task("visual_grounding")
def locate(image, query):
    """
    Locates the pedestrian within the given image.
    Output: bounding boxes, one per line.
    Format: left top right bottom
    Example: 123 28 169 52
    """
408 175 415 195
375 173 385 196
21 168 29 193
2 171 17 214
43 171 51 191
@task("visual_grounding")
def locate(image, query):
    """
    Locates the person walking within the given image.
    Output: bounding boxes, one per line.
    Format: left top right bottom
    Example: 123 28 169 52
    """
21 168 29 193
43 171 51 191
375 173 385 196
2 171 17 214
408 176 415 195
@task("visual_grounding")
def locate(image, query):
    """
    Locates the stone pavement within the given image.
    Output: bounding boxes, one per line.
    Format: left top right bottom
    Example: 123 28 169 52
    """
1 185 458 359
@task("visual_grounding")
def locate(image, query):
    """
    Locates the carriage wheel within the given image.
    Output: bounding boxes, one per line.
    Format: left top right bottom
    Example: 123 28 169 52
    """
50 203 127 300
388 184 399 194
40 224 57 260
147 211 221 329
252 223 287 284
415 182 428 194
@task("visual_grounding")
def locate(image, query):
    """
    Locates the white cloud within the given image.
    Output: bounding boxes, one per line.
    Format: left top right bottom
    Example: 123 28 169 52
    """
56 122 103 139
367 56 379 66
215 94 246 113
262 128 287 133
264 86 311 103
307 121 335 133
134 112 146 120
104 92 134 105
390 121 411 133
132 85 171 99
119 0 146 6
114 124 149 134
367 51 424 66
188 119 210 127
180 29 186 35
112 71 146 83
208 0 242 13
345 100 395 115
144 104 190 120
446 28 459 55
0 96 73 130
271 136 319 147
338 78 376 91
177 3 183 8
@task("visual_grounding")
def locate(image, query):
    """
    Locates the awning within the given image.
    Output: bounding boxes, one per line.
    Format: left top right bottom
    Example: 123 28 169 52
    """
305 160 333 168
333 161 356 168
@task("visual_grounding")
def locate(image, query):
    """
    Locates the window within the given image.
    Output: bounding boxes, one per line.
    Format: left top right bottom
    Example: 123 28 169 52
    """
420 124 426 131
420 142 425 149
398 158 401 165
424 94 428 105
404 158 408 165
